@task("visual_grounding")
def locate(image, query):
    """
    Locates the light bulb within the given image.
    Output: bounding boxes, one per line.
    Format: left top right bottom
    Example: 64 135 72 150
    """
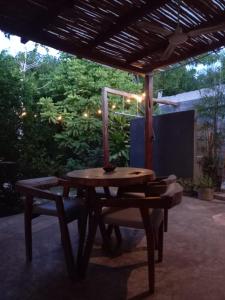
136 96 142 102
57 115 62 121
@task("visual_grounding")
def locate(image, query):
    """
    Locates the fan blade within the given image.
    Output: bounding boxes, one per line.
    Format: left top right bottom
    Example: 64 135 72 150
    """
161 43 176 61
188 22 225 37
138 21 171 36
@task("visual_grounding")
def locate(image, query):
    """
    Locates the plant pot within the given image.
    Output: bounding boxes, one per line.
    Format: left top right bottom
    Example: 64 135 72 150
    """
198 188 214 201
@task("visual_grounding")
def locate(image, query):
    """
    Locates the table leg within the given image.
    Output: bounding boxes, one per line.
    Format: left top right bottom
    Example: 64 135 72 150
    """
139 207 155 294
78 186 118 276
79 187 100 278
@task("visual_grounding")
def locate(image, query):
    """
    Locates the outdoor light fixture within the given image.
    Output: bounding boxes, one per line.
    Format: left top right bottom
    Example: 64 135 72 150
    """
57 115 62 121
136 95 142 103
21 111 27 117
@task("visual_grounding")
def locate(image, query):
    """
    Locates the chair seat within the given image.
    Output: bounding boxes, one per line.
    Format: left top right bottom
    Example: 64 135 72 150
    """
103 207 163 229
33 196 85 221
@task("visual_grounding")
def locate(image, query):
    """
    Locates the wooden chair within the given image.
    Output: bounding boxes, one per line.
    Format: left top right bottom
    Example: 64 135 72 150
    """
100 182 183 294
16 176 87 278
116 174 177 232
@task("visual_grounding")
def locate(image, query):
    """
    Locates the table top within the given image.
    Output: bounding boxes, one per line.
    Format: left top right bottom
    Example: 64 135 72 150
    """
67 167 154 187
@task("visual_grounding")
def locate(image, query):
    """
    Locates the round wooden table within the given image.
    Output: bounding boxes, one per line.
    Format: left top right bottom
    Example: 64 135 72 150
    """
67 167 154 187
66 167 154 278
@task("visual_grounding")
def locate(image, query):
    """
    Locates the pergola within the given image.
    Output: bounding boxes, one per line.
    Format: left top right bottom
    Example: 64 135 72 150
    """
1 0 225 168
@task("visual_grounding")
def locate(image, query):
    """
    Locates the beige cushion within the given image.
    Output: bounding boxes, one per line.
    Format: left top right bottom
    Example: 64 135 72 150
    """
103 207 153 229
161 174 177 185
33 196 84 221
162 182 183 197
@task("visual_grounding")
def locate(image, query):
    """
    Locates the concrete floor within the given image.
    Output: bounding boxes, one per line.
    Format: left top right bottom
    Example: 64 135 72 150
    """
1 196 225 300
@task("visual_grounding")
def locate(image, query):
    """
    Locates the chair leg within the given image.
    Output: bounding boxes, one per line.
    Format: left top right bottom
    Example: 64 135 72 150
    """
24 196 33 261
164 209 168 232
79 209 98 278
77 211 88 271
140 208 155 294
106 224 114 238
114 225 122 245
79 187 99 278
99 218 113 254
158 221 164 263
59 220 75 278
56 205 75 279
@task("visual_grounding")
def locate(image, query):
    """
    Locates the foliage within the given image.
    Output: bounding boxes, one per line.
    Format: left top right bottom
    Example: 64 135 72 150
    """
154 64 200 96
178 178 195 195
195 175 214 189
1 47 225 181
0 51 22 160
38 57 142 170
195 69 225 185
109 114 130 166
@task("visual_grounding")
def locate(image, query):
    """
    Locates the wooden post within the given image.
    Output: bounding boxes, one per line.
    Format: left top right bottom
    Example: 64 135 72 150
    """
102 88 110 166
144 73 153 169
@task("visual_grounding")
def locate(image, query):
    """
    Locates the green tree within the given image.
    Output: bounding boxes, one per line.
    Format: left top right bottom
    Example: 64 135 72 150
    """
196 66 225 185
0 51 22 160
39 57 142 170
154 64 199 96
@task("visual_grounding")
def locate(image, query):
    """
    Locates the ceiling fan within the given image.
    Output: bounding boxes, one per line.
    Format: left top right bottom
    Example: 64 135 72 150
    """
141 0 225 61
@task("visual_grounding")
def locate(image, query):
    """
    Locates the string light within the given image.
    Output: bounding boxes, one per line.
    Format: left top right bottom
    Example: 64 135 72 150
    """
21 111 27 117
57 115 62 122
97 109 102 114
112 104 116 109
136 95 142 103
126 98 131 103
34 114 37 118
142 92 146 98
83 112 88 117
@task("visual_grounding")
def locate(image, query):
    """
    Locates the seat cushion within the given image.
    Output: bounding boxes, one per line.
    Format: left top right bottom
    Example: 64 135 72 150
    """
103 207 150 229
33 196 85 221
103 207 164 229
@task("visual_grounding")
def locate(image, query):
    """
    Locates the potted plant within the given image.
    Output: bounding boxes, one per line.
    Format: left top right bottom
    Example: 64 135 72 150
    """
196 175 214 201
178 178 196 196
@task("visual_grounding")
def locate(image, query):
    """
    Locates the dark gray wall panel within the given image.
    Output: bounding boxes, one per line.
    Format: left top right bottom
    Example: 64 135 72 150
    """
130 110 195 178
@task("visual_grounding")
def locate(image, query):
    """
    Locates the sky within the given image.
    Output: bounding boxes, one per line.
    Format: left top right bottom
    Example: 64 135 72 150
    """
0 31 59 56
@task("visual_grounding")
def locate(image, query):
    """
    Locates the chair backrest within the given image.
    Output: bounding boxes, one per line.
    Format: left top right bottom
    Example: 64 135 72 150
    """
117 174 177 197
100 182 183 210
16 176 59 188
16 177 71 200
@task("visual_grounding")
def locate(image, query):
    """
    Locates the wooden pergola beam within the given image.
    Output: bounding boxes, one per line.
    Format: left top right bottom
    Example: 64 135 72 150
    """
144 74 154 169
127 15 225 65
21 0 73 44
104 87 179 106
89 0 168 49
0 19 143 75
146 38 225 71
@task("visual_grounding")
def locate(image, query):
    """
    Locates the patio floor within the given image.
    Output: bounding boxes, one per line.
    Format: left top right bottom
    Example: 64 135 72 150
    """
1 196 225 300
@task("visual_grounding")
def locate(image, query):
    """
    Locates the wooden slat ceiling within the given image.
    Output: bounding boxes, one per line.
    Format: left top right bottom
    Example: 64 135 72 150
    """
0 0 225 74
